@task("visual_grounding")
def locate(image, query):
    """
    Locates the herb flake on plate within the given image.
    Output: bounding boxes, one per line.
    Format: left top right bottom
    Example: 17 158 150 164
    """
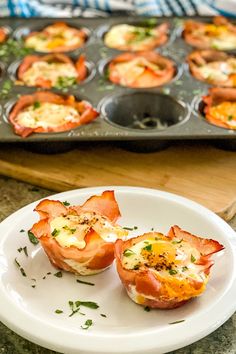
28 231 39 245
76 279 95 286
54 271 63 278
169 319 185 325
81 319 93 330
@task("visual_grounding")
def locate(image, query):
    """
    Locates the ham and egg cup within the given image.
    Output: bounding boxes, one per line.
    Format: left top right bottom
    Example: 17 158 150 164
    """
187 50 236 87
0 27 8 43
183 16 236 51
16 53 87 88
107 52 176 88
104 22 169 51
203 87 236 130
9 91 99 137
24 22 88 53
30 191 128 275
115 226 224 309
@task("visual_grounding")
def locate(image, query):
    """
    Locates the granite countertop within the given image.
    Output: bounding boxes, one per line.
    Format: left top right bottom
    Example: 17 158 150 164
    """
0 175 235 354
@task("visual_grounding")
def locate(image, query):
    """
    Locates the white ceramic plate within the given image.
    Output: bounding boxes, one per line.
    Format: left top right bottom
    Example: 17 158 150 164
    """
0 186 236 354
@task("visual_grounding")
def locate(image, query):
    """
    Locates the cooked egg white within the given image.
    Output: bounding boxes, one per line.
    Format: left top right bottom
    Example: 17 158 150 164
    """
25 28 83 52
64 259 109 275
50 212 128 249
113 57 160 86
122 236 207 283
15 102 79 129
22 61 78 86
104 24 157 49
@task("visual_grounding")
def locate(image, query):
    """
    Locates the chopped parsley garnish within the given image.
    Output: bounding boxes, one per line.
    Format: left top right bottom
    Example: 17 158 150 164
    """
55 76 77 91
20 229 25 233
169 269 178 275
143 244 152 252
68 300 99 317
55 309 63 314
81 319 93 330
131 27 153 42
23 246 28 257
63 225 76 234
0 80 13 99
123 226 135 231
100 314 107 318
33 101 41 110
172 239 183 244
123 249 135 257
0 38 32 62
144 306 151 312
28 231 39 245
31 285 36 288
17 247 23 253
54 271 63 278
169 319 185 325
228 115 233 121
62 201 70 206
191 254 196 263
182 266 188 272
51 228 60 237
151 228 154 231
14 258 26 277
76 279 95 286
141 18 158 28
75 301 99 310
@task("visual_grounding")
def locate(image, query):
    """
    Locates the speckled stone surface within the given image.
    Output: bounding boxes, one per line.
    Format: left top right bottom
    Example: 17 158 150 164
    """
0 175 235 354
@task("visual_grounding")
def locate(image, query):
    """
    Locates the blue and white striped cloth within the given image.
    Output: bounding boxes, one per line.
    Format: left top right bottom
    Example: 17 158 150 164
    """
0 0 236 17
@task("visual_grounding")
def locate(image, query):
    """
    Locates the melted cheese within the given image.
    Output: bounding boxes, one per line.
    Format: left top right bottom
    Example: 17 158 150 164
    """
22 61 78 86
122 237 206 283
211 34 236 50
113 57 160 86
104 24 157 50
25 27 83 52
50 212 128 249
15 102 79 129
208 102 236 128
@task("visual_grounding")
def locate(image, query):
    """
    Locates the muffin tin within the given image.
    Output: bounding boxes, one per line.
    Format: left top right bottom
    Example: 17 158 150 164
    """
0 16 235 150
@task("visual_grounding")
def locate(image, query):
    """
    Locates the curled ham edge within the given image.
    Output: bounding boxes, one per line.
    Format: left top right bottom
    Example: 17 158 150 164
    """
108 51 176 88
0 27 7 43
105 22 169 51
9 91 99 138
25 22 87 52
30 190 122 274
17 53 87 88
183 16 236 49
187 50 236 87
203 87 236 129
115 226 224 309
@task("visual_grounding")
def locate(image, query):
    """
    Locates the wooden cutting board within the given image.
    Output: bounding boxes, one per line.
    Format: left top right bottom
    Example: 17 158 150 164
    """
0 142 235 219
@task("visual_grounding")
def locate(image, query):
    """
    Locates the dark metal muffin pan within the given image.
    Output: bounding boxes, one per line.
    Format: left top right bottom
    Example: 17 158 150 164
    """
0 16 235 150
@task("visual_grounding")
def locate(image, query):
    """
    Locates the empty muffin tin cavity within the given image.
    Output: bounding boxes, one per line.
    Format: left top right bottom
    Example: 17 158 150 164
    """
100 92 188 131
8 58 96 86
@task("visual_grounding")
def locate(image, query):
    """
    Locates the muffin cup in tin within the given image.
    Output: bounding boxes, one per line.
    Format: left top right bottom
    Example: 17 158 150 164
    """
98 55 184 89
95 18 177 51
0 16 234 152
13 22 92 54
7 56 96 88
